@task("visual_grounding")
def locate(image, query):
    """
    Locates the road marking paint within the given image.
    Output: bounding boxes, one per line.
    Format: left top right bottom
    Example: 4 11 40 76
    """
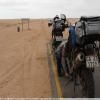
48 44 63 97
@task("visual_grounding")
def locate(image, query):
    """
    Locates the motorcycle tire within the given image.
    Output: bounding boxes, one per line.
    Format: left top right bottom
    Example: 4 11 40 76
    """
80 69 95 98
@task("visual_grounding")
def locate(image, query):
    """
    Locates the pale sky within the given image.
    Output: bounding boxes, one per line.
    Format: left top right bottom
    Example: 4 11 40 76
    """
0 0 100 19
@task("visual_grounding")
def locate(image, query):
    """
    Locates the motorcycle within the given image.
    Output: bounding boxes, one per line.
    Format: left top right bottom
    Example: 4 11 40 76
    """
67 43 99 97
48 18 68 50
62 16 100 97
48 17 68 76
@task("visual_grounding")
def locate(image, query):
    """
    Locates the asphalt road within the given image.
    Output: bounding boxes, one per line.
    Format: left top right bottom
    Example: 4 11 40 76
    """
48 43 100 98
59 67 100 98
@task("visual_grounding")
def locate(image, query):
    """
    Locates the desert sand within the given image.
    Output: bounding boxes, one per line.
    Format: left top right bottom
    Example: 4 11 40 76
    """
0 18 78 98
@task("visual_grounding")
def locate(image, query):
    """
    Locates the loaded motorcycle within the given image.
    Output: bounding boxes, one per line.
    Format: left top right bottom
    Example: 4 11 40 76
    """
48 16 68 50
62 16 100 97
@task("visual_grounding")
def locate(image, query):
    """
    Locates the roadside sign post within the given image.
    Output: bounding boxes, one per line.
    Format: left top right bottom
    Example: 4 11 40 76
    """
21 18 30 32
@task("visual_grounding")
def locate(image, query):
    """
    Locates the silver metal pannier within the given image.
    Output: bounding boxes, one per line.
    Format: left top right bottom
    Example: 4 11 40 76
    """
85 21 100 35
75 17 100 45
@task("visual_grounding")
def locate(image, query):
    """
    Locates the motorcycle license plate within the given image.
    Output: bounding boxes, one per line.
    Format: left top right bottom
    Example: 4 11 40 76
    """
86 56 100 68
55 36 63 41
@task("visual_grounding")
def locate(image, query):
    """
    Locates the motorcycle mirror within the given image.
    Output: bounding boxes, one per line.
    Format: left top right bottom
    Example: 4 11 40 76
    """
48 20 53 27
48 22 52 27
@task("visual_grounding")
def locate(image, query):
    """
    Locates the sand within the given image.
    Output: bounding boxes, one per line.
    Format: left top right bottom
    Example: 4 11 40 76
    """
0 18 78 98
0 19 52 98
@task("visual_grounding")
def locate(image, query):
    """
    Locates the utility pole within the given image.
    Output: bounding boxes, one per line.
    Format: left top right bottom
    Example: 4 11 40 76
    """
28 19 30 30
22 19 23 32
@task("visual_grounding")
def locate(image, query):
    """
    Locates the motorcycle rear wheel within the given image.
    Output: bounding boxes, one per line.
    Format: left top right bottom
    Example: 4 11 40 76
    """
80 69 95 98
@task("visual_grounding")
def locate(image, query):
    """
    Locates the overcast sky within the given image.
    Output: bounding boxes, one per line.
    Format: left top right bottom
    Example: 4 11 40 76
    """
0 0 100 19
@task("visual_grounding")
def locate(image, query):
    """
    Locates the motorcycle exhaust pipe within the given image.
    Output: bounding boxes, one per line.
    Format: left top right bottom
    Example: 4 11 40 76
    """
73 52 85 69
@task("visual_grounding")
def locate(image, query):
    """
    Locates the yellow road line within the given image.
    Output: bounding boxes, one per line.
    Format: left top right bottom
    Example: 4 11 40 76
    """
48 44 63 98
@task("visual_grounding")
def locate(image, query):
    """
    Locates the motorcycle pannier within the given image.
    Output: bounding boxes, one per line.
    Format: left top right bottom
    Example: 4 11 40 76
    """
85 22 100 35
76 17 100 44
80 17 100 36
